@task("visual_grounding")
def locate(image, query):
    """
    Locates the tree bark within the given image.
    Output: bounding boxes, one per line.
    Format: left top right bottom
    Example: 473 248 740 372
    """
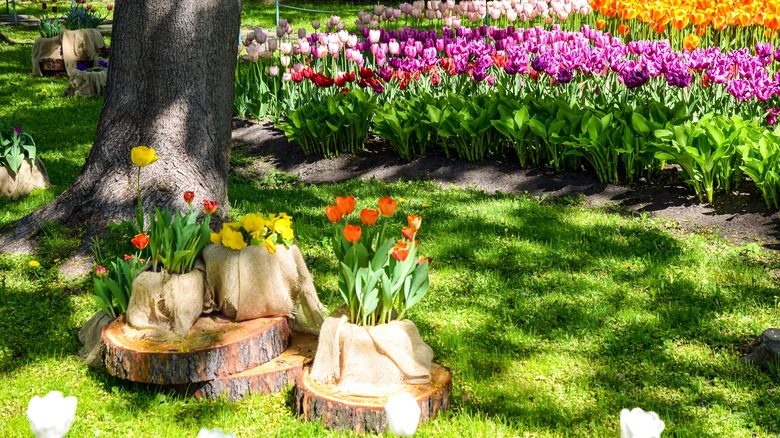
0 0 243 273
103 315 293 385
295 364 453 434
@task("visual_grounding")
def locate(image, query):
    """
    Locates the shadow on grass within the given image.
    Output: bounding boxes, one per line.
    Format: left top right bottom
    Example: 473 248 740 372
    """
222 179 780 434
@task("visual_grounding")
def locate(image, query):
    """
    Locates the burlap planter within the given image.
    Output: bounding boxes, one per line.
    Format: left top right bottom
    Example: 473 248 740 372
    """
309 316 434 397
202 243 325 334
125 262 210 338
0 159 50 200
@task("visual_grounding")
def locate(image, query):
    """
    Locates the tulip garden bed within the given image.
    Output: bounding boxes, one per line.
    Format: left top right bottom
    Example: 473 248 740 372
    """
4 1 780 436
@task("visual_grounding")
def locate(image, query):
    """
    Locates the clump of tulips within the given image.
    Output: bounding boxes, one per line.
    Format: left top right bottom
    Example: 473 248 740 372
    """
325 195 430 326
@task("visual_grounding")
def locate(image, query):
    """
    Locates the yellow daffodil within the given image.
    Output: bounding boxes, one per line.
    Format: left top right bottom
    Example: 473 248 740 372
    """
130 146 159 167
263 235 277 254
240 213 265 232
29 260 40 267
210 232 222 244
220 225 247 251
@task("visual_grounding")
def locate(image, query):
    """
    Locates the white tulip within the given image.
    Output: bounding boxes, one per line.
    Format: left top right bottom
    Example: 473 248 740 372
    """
197 428 235 438
27 391 77 438
384 392 421 437
620 408 665 438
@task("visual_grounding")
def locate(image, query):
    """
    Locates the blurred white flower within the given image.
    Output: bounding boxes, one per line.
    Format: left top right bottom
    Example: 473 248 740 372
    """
620 408 665 438
384 392 421 437
27 391 77 438
197 428 235 438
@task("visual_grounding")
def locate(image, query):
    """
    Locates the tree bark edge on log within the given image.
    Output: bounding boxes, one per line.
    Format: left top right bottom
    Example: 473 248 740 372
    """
103 314 293 385
294 363 452 434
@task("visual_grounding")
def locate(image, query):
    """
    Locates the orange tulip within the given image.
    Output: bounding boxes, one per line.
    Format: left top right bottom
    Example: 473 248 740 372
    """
392 240 410 261
325 205 342 223
618 24 630 35
378 197 397 216
401 226 415 240
671 16 688 30
736 11 750 27
653 22 667 34
712 14 726 30
695 25 707 36
407 214 422 231
131 233 149 250
765 14 778 30
595 19 606 30
690 12 706 27
335 196 356 216
360 209 379 226
684 33 700 51
343 224 362 243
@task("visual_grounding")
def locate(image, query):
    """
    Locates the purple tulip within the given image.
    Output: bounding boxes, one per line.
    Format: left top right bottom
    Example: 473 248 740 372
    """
557 69 574 84
13 126 21 136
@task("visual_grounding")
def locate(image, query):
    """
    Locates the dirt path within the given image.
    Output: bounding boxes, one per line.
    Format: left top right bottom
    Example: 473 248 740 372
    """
231 121 780 249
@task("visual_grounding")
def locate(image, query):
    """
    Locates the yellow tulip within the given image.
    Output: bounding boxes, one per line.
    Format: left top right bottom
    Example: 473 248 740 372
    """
221 225 247 250
263 235 277 254
130 146 160 167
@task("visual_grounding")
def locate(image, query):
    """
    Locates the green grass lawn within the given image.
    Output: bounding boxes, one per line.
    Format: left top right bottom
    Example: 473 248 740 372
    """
3 10 780 438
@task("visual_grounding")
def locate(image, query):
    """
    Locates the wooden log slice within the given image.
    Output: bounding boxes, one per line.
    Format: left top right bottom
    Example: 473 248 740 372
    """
103 315 292 385
295 363 451 434
180 332 318 401
39 58 66 77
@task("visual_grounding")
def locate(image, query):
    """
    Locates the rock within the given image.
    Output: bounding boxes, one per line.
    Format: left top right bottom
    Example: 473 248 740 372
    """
741 328 780 371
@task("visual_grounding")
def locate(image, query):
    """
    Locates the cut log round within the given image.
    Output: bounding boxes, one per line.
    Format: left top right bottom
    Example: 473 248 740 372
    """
181 332 318 401
103 315 292 385
295 363 452 434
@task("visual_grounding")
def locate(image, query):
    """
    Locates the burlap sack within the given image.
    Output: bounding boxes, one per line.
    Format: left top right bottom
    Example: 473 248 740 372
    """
63 68 107 97
0 159 50 200
77 311 112 368
31 35 63 76
202 243 326 333
125 260 210 338
309 316 434 396
31 29 105 77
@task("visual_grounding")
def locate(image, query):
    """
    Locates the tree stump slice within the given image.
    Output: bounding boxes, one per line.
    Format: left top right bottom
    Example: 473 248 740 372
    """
39 58 66 77
181 332 318 401
294 363 451 434
102 314 292 385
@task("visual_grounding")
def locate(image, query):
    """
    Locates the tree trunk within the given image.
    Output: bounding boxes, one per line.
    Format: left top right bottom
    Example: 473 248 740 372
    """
0 0 243 273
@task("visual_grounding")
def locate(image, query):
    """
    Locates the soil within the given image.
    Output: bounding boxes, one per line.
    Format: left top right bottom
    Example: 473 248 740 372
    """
231 120 780 250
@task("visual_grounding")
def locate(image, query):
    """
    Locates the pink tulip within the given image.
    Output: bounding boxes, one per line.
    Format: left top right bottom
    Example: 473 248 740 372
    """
268 65 279 76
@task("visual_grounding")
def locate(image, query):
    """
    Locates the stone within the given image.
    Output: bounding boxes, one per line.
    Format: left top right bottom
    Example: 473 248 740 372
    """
740 328 780 371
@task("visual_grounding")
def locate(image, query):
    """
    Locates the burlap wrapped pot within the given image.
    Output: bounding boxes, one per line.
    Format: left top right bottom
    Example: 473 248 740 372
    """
202 243 326 334
309 315 434 397
0 159 50 200
125 260 212 339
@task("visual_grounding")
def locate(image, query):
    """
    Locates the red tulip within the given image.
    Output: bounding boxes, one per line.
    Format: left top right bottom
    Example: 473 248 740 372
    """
378 197 397 216
183 191 194 204
335 196 356 216
95 265 108 278
401 226 415 240
343 224 362 243
131 233 149 250
359 67 375 80
123 254 135 262
392 240 410 261
325 205 343 223
360 209 379 226
203 199 218 214
418 257 432 265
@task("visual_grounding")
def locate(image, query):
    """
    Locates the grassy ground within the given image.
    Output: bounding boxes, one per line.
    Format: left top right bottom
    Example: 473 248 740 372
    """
4 10 780 438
